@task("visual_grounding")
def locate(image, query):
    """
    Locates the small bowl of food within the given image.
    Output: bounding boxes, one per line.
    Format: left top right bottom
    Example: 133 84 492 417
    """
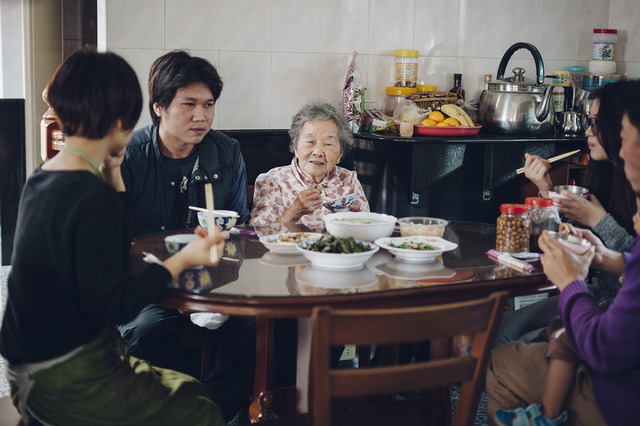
549 185 589 203
398 217 449 237
324 212 397 242
165 233 199 255
547 231 592 255
296 234 379 270
197 210 239 231
259 232 323 255
375 236 458 263
322 193 357 212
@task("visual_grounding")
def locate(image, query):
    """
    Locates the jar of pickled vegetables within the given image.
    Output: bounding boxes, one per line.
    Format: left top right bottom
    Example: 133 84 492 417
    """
525 197 560 253
496 204 530 254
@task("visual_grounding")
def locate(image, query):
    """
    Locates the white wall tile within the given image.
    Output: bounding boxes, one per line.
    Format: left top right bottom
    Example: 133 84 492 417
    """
105 0 164 49
270 53 322 128
459 57 498 100
2 47 23 98
459 0 501 58
420 56 456 92
577 0 610 62
499 0 540 60
272 0 322 53
366 54 395 103
319 53 354 113
414 0 459 58
321 0 369 54
539 0 578 60
609 0 640 62
217 52 271 129
165 0 220 51
111 48 166 130
368 0 415 55
219 0 271 52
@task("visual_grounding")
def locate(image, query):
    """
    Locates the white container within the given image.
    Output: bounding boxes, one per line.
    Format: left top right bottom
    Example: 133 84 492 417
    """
395 49 419 87
589 29 617 75
552 86 565 113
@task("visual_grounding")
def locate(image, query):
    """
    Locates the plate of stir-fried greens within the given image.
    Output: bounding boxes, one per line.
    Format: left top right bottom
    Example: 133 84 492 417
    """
296 234 379 270
374 236 457 263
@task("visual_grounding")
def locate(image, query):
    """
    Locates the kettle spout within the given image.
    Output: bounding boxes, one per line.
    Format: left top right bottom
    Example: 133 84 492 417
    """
535 84 553 122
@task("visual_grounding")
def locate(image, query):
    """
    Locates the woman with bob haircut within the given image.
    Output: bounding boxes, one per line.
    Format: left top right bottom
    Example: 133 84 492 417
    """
0 50 226 426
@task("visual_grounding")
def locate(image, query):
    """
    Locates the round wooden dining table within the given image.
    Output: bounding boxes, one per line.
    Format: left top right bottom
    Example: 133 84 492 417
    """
128 221 555 416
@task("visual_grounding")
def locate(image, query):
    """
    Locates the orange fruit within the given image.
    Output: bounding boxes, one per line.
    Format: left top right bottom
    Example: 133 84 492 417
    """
421 118 438 126
428 110 445 123
436 122 451 127
443 117 460 126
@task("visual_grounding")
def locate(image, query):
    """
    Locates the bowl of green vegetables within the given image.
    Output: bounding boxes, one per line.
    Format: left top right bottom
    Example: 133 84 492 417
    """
296 234 379 270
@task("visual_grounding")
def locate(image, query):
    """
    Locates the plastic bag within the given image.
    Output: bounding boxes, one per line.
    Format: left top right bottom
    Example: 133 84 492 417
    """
392 98 428 124
343 51 364 132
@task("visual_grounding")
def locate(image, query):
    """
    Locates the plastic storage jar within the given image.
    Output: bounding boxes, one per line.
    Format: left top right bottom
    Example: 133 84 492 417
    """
395 49 419 87
589 29 617 75
496 204 530 254
525 197 560 253
384 86 417 116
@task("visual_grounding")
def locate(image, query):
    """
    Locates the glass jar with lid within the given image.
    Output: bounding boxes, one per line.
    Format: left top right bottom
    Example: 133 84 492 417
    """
394 49 419 88
525 197 560 253
496 204 530 254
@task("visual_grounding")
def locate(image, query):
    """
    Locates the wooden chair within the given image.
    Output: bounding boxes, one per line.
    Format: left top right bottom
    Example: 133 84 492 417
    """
309 291 506 426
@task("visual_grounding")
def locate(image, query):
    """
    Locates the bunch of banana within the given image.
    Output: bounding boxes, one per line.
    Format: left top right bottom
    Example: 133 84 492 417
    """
440 104 474 127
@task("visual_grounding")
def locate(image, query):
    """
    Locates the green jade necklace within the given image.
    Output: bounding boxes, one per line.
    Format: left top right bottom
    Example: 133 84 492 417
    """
61 145 104 180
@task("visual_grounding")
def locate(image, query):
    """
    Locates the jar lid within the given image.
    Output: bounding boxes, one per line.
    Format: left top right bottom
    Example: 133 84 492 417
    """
500 203 529 214
525 197 554 207
385 86 418 96
593 29 618 34
395 49 419 57
417 84 436 92
568 66 585 72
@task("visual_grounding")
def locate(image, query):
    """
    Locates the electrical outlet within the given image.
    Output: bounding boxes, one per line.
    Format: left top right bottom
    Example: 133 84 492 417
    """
339 344 356 361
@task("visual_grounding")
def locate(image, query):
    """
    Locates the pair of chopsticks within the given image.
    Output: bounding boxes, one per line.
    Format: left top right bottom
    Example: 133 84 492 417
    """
205 184 218 262
188 205 239 217
293 185 333 202
515 149 581 174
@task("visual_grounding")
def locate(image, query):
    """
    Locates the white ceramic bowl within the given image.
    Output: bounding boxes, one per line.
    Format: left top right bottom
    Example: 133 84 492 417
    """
259 233 323 255
296 239 379 270
322 193 357 212
374 236 458 263
197 210 239 231
547 231 592 255
323 212 397 242
164 234 199 255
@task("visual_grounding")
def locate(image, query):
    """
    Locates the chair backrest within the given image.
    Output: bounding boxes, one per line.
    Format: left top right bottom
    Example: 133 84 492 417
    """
310 291 506 426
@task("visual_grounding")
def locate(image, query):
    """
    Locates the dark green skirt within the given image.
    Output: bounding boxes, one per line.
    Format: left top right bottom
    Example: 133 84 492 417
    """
9 329 225 426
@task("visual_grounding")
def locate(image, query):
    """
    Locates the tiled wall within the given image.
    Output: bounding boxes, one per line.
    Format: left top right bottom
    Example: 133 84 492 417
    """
100 0 638 130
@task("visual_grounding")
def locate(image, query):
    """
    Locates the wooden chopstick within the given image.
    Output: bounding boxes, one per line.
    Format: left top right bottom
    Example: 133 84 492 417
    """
204 183 218 262
188 205 239 216
516 149 581 174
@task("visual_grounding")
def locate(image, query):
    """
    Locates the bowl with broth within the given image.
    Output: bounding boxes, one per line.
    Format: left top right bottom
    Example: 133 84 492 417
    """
323 212 397 242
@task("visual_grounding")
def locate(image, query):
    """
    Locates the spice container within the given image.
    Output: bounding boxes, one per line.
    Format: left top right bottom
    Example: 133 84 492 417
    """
525 197 560 253
496 204 530 254
394 49 419 87
589 29 617 75
383 86 417 116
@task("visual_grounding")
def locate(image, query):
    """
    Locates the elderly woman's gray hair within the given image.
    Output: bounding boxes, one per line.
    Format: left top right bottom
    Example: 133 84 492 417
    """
288 101 355 155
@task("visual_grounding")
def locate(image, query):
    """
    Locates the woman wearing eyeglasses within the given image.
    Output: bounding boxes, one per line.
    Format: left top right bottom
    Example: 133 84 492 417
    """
523 82 637 300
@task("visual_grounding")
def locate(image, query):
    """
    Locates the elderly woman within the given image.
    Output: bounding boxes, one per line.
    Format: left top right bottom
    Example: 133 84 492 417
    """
250 101 369 228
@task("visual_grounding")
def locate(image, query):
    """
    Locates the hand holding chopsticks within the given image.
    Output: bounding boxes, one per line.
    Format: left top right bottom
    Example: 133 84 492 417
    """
516 149 581 175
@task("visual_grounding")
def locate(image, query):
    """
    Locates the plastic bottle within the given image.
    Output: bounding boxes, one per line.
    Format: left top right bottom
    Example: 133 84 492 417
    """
552 85 565 113
589 29 617 75
525 197 560 253
449 73 465 101
394 49 419 88
496 204 530 254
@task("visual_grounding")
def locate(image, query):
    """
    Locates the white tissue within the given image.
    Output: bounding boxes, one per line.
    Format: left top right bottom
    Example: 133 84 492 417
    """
190 312 229 330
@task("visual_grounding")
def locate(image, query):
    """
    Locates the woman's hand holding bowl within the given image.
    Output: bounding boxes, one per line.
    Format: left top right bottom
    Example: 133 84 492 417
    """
538 230 594 291
279 187 323 223
162 226 229 276
555 191 606 228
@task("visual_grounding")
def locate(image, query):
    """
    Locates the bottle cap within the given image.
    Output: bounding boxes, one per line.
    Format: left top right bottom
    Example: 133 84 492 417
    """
525 197 554 207
500 204 529 214
395 49 419 57
416 84 436 92
385 86 418 96
593 29 618 34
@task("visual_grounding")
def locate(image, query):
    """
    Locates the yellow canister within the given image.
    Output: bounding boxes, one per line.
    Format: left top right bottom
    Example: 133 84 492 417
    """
395 49 419 88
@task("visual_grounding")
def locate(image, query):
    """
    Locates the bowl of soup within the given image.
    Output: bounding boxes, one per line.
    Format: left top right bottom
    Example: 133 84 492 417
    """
324 212 397 242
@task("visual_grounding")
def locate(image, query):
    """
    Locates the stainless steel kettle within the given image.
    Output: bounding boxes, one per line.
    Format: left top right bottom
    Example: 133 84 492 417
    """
478 42 554 135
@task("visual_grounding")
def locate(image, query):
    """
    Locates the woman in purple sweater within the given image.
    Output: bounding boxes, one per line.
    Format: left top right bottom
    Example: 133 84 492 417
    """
486 80 640 426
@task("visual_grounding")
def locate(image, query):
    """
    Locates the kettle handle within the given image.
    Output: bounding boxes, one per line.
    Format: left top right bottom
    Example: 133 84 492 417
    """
496 42 545 85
